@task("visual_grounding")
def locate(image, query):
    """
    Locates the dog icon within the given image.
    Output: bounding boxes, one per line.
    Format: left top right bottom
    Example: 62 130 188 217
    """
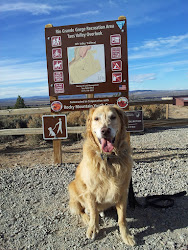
48 127 56 137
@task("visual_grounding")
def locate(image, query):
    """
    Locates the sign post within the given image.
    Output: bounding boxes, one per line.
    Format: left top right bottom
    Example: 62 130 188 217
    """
45 16 129 164
117 16 131 145
45 24 63 164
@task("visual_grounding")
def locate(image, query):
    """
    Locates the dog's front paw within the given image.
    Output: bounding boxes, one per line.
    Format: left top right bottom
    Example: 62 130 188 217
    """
119 225 135 246
86 225 99 240
122 233 135 246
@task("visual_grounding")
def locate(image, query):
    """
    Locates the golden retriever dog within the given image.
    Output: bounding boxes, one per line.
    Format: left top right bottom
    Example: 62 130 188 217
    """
68 105 135 246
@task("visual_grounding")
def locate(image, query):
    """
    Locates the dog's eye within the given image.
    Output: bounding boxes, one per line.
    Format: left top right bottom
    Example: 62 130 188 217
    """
110 115 116 120
94 117 99 121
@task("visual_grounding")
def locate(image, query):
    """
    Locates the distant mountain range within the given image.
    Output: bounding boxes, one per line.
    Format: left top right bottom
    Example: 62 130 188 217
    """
130 89 188 99
0 90 188 108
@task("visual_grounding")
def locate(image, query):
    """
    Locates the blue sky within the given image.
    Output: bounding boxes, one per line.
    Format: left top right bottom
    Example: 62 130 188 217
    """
0 0 188 98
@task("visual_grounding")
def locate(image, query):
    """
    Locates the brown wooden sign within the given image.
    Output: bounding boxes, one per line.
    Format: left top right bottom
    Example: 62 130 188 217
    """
45 19 128 96
126 110 144 132
50 96 129 112
42 115 67 140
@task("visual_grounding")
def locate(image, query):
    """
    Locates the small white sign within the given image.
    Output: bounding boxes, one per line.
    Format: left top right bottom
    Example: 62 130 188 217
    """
42 115 67 140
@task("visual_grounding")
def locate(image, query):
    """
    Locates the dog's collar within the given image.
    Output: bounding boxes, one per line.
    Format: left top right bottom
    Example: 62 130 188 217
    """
100 151 117 161
100 149 127 161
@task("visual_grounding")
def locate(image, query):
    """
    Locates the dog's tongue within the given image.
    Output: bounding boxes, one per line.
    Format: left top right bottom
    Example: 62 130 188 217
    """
101 138 114 153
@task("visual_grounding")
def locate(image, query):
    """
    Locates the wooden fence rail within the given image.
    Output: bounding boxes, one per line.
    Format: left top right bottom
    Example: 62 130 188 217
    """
0 119 188 136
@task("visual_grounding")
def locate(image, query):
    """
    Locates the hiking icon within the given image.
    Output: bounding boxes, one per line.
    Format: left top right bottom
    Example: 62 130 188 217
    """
42 115 67 140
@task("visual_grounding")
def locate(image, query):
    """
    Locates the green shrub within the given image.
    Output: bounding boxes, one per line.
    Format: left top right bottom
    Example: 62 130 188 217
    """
0 116 29 129
14 95 26 109
0 135 14 143
0 119 4 130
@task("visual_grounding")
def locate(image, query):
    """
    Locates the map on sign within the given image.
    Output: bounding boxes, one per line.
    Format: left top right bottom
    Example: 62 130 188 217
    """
67 44 106 84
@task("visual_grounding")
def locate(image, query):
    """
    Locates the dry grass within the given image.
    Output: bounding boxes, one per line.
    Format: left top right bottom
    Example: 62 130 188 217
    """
26 115 43 145
67 110 88 126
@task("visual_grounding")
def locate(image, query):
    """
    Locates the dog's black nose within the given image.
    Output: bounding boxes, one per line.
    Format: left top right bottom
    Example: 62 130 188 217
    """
101 127 111 136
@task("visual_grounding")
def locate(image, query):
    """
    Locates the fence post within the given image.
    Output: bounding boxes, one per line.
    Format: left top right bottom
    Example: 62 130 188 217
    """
166 104 169 119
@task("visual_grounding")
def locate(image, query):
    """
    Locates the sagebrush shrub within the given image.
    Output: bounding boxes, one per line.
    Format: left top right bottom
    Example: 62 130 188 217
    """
67 111 88 126
131 104 165 120
26 115 43 145
143 104 165 120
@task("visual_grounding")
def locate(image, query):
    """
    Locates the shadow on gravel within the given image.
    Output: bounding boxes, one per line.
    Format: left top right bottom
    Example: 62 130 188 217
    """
133 146 188 163
97 196 188 246
127 196 188 246
0 145 52 154
96 226 119 241
133 147 187 154
134 152 188 163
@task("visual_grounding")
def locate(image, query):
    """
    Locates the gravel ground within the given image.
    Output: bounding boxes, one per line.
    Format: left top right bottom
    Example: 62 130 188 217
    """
0 126 188 250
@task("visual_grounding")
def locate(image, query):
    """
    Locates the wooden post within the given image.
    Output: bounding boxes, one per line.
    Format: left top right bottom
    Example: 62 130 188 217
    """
53 139 62 164
45 23 62 164
166 104 169 119
118 16 131 146
50 96 62 164
118 15 126 20
118 15 138 208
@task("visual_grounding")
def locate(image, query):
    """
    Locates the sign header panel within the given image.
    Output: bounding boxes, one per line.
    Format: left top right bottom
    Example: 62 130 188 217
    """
45 19 128 96
50 96 129 112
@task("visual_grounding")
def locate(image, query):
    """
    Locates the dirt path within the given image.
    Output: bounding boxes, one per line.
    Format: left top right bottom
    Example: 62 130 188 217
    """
0 139 83 168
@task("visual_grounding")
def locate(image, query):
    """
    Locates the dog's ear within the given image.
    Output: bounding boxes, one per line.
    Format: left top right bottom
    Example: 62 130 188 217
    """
113 105 128 129
86 108 95 137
